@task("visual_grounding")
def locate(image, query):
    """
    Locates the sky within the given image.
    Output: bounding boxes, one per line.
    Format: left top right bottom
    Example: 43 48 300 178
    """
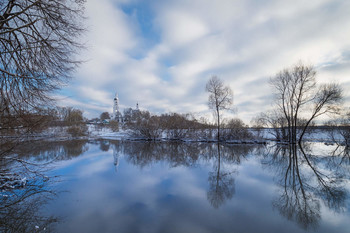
55 0 350 123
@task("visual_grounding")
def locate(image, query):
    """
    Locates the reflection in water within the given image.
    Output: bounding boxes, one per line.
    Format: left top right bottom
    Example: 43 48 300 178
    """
99 140 110 152
0 159 60 232
0 140 89 232
0 177 58 232
11 140 89 162
110 141 204 169
264 144 348 230
206 144 255 208
109 140 255 170
1 140 350 232
207 144 236 208
330 144 350 168
110 141 255 208
113 147 120 172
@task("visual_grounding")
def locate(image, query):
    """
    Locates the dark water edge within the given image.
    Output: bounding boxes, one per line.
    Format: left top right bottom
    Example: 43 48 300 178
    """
1 140 349 233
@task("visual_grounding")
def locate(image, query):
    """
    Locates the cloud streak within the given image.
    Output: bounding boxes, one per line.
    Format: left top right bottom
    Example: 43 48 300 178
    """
56 0 350 123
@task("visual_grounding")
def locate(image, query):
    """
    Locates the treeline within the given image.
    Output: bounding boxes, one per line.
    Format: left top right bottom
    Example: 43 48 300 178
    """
91 107 254 141
117 110 254 142
0 106 88 139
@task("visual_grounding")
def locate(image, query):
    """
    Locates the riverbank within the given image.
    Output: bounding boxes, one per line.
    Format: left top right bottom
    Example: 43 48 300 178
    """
3 126 346 146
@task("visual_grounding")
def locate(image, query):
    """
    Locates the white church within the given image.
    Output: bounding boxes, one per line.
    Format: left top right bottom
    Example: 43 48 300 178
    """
112 93 139 123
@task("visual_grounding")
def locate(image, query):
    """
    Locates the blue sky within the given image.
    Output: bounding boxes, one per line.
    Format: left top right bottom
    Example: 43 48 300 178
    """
55 0 350 123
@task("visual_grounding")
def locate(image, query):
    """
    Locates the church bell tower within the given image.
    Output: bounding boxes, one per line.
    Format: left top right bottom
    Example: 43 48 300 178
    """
113 93 120 121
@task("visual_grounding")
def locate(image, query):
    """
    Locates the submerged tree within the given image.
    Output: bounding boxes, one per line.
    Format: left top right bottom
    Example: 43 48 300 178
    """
206 76 233 141
270 62 342 144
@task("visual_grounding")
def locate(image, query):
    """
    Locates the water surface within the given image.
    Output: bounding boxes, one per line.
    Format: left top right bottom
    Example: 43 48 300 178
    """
1 140 349 232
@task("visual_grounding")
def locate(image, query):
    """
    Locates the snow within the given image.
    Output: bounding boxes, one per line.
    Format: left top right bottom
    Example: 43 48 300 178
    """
0 173 27 190
87 124 127 140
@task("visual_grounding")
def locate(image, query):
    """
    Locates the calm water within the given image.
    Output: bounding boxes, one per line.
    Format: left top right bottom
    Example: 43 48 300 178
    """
1 140 349 233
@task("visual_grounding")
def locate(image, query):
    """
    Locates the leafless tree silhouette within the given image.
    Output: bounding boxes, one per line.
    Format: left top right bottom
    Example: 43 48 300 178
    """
269 62 342 144
206 76 233 141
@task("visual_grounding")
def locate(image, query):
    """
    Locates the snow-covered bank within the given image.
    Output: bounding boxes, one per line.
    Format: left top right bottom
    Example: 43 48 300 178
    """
85 127 348 145
1 125 348 145
255 128 348 145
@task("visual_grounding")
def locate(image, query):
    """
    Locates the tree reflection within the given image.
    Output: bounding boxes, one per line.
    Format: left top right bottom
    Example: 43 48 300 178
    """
0 140 89 232
329 144 350 168
0 158 60 232
266 143 347 230
0 178 59 232
10 140 88 162
110 141 258 208
99 140 110 152
111 141 204 169
207 144 235 208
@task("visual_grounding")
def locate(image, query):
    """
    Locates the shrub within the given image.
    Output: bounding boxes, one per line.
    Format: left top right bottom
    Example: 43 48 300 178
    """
67 124 88 137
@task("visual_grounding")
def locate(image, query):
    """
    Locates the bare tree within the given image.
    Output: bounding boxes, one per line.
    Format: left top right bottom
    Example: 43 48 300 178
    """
205 76 233 141
0 0 85 120
270 62 343 144
0 0 86 161
64 108 84 125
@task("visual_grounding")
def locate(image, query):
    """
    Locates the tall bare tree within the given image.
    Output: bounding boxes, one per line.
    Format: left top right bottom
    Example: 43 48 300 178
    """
0 0 85 120
0 0 85 166
270 62 343 144
206 76 233 141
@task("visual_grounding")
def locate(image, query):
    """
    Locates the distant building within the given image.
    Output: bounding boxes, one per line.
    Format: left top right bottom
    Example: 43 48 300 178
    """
113 93 122 122
112 93 139 123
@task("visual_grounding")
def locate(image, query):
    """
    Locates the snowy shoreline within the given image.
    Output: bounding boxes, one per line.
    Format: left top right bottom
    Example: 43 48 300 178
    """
4 126 346 146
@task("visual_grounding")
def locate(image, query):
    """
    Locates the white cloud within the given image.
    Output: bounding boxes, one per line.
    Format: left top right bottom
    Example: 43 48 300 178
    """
156 9 209 47
56 0 350 123
75 0 139 85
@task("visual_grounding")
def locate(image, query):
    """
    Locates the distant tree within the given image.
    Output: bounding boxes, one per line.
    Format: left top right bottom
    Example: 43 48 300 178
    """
54 107 83 125
108 120 119 132
206 76 233 141
66 124 87 137
100 112 110 121
222 118 252 140
123 108 139 123
158 113 202 140
65 108 84 125
60 107 87 137
270 62 343 143
126 110 162 140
